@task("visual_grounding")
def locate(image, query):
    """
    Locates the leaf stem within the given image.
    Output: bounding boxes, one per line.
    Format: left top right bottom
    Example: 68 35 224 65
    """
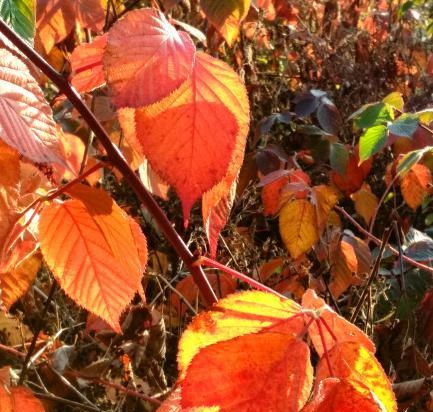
315 318 334 377
0 18 218 307
196 256 287 299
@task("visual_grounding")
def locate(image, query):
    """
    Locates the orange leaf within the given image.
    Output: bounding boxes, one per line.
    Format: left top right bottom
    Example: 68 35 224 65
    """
331 146 372 196
311 185 339 232
36 0 107 54
400 163 432 210
119 51 249 223
200 0 251 46
261 174 289 216
70 34 107 93
258 257 284 283
0 49 63 164
178 291 304 379
0 385 45 412
39 185 147 331
302 378 383 412
302 289 375 356
202 179 237 258
329 239 359 298
171 271 237 318
53 132 101 185
315 342 397 411
279 199 319 258
0 240 41 310
157 387 218 411
181 334 312 411
351 183 378 225
104 8 195 108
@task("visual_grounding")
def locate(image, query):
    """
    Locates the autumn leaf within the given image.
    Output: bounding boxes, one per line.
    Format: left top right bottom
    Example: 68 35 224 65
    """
119 52 249 224
351 183 378 225
302 289 375 356
0 385 45 412
181 334 312 411
200 0 251 46
303 378 384 412
400 163 432 210
331 146 372 196
104 8 196 108
178 291 304 379
0 48 63 164
39 185 147 331
315 342 397 411
0 239 41 310
70 34 107 93
279 199 319 259
202 179 237 258
311 185 339 232
36 0 107 54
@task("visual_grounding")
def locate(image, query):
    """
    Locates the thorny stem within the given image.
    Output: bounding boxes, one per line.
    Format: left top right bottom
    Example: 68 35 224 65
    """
19 281 57 385
196 256 288 299
335 205 433 274
0 18 218 307
350 227 393 323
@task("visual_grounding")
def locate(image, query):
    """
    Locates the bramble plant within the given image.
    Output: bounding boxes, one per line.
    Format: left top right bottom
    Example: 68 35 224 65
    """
1 1 433 411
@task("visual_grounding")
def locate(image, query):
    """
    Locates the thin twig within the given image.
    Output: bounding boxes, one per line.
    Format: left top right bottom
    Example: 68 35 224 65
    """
19 281 57 384
335 206 433 274
350 227 392 323
34 392 101 412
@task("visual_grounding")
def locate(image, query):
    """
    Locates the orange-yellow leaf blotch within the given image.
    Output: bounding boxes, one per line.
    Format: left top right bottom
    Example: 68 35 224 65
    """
181 334 312 411
178 291 303 379
0 385 45 412
104 8 196 108
302 289 375 356
315 342 397 412
400 163 432 210
279 199 319 258
0 241 41 310
39 185 147 332
119 52 249 224
70 34 107 93
200 0 251 46
350 184 378 225
302 378 383 412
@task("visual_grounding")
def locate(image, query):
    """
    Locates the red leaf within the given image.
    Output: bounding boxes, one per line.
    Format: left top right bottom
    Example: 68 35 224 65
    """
331 146 372 196
104 8 196 108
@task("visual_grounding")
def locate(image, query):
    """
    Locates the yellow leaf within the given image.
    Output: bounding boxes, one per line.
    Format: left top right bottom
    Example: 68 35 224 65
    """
351 184 378 225
200 0 251 46
311 185 339 232
279 199 319 258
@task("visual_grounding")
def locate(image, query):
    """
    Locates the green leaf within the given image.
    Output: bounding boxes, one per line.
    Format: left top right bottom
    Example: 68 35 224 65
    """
383 92 404 111
396 147 432 176
359 125 388 162
330 142 349 175
0 0 35 43
352 102 394 129
388 114 419 138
